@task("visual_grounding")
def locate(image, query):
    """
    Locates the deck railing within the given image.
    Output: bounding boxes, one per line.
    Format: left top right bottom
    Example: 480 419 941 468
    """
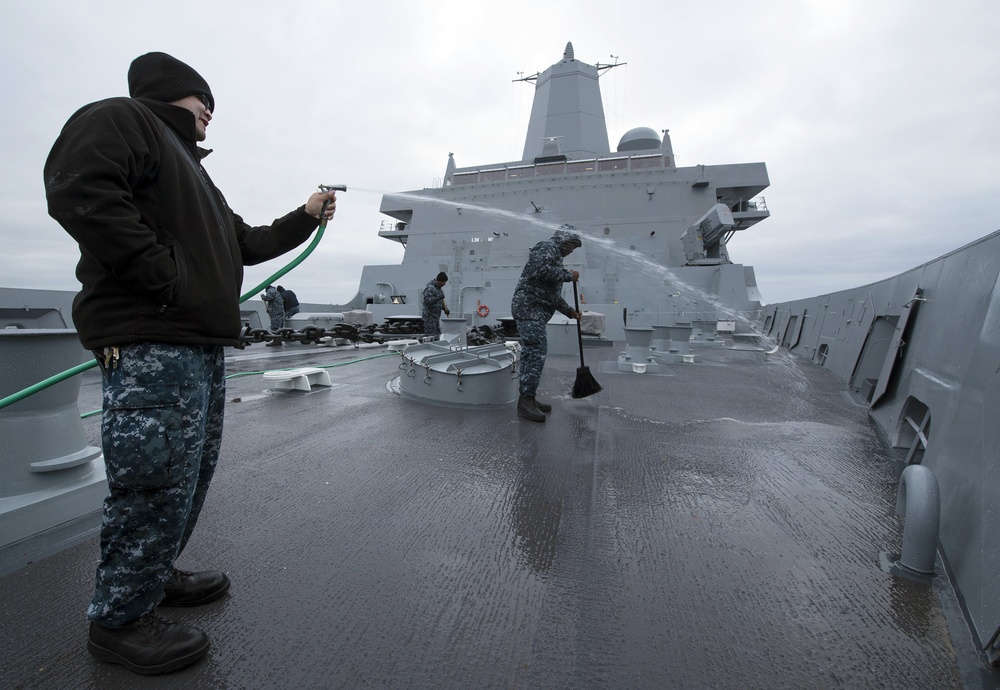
449 152 673 186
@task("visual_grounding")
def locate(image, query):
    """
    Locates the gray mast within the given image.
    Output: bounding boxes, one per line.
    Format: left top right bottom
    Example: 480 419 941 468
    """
520 42 611 161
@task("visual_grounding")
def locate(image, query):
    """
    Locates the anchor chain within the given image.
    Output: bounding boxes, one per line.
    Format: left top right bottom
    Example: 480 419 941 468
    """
241 319 508 348
236 324 361 349
238 319 511 352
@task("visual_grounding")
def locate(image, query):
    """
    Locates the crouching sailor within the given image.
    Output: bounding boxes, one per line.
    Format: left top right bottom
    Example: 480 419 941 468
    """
511 228 582 422
44 51 339 675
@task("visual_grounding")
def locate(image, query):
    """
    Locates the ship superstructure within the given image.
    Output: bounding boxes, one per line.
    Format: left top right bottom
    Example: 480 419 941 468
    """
2 41 998 688
356 43 770 338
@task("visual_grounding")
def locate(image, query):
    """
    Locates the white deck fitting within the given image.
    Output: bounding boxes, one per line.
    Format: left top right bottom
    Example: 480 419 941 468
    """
387 339 420 352
262 367 332 391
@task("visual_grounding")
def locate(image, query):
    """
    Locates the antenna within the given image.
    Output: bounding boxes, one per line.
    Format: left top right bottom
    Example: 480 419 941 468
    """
595 55 626 76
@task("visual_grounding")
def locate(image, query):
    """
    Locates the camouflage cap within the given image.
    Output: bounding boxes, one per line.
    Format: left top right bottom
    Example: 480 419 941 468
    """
552 228 582 249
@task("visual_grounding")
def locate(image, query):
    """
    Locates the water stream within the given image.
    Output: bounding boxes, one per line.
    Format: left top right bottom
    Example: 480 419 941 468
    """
344 188 806 384
377 190 767 332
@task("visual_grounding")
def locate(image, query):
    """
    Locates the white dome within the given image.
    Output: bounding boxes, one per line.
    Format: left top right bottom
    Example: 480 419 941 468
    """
616 127 661 152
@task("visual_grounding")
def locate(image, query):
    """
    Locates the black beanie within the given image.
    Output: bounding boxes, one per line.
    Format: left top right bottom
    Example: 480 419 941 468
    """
128 52 215 112
436 272 448 282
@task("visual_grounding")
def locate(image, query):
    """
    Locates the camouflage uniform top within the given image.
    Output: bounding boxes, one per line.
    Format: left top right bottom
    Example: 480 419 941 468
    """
261 285 284 318
421 280 447 319
511 230 579 322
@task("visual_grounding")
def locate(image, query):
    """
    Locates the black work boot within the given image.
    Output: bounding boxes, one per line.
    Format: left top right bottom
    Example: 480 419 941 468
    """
87 612 209 675
534 398 552 413
517 394 546 422
162 567 231 607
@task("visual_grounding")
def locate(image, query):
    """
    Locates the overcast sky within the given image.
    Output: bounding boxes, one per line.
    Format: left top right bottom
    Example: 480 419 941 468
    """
2 0 998 306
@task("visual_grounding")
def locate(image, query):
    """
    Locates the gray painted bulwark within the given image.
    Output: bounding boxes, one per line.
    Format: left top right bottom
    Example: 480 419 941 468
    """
765 228 1000 651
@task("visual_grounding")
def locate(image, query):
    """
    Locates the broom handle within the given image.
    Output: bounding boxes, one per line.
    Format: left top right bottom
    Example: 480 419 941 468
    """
573 280 586 368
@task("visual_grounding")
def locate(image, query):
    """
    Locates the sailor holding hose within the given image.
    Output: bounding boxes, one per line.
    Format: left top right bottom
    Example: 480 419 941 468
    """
44 51 338 675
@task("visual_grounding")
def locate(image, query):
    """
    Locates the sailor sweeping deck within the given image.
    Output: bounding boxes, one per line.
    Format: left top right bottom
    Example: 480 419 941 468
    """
511 228 583 422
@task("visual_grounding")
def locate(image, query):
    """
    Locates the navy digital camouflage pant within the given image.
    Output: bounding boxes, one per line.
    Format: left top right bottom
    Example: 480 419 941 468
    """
266 308 285 331
516 319 547 398
422 308 442 338
88 343 226 626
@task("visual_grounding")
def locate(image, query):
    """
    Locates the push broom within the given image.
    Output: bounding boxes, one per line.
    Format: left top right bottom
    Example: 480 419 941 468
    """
571 281 602 398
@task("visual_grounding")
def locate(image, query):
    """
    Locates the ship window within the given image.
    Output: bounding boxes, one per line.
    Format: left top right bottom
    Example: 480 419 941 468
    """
535 162 565 176
454 172 479 185
599 158 628 171
630 155 663 169
567 160 596 173
480 169 506 182
508 166 534 179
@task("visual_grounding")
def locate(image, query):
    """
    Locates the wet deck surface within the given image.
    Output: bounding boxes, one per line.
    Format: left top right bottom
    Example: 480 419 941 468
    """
2 339 997 689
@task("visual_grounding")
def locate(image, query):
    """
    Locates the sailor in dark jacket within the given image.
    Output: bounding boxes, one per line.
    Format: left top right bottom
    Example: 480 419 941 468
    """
511 228 582 421
44 52 338 675
421 272 450 339
278 286 300 317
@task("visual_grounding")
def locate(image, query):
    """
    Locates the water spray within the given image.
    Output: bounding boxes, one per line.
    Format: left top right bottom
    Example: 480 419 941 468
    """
317 184 347 229
384 191 770 338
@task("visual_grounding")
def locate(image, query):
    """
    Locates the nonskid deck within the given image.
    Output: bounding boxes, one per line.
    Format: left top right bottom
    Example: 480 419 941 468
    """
3 340 992 688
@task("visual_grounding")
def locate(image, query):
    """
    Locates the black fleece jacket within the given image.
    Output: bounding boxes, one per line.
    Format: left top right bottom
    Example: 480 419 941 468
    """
44 96 318 349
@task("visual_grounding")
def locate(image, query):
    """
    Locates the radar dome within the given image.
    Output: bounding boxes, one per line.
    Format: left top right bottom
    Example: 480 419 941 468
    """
616 127 661 152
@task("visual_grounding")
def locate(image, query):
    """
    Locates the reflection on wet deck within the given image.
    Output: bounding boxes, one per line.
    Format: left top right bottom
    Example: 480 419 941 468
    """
2 341 991 689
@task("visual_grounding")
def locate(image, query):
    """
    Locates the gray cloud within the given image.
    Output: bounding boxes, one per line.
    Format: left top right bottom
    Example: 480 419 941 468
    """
2 1 997 305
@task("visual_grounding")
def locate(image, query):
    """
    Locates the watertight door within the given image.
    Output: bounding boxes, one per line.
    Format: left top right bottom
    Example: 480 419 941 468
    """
869 287 923 408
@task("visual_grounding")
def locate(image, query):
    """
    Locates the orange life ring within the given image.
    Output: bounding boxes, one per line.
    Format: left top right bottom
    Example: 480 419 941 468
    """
477 304 490 318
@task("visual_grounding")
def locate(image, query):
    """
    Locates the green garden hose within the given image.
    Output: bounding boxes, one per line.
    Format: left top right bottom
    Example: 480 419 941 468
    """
0 212 331 412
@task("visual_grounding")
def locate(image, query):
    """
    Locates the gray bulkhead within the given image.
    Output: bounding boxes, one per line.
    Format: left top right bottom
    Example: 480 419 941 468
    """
764 229 1000 657
359 43 771 338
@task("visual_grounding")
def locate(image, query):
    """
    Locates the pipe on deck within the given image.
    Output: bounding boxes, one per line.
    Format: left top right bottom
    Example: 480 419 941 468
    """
894 464 940 575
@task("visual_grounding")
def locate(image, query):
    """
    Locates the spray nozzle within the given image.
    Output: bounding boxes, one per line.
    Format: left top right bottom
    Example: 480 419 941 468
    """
317 185 346 225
